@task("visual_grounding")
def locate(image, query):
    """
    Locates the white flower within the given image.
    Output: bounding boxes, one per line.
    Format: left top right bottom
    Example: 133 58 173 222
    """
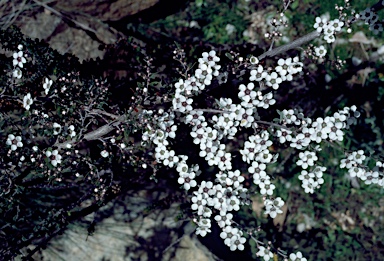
199 50 220 67
237 107 255 127
215 150 232 170
176 161 189 175
359 8 375 24
229 235 246 251
370 23 383 35
43 77 53 95
185 110 205 124
296 151 318 169
53 122 62 135
348 166 365 178
6 134 23 151
196 225 211 237
314 45 327 58
227 170 244 188
324 33 335 43
256 246 274 261
46 149 62 166
259 182 275 195
281 109 297 124
349 150 366 164
265 72 282 90
12 68 22 79
68 125 76 138
100 150 109 158
248 161 266 175
287 57 303 75
190 127 205 145
226 195 240 211
257 92 276 109
195 218 211 237
13 51 26 68
249 65 266 81
238 83 256 103
173 94 193 112
276 128 292 143
178 172 197 190
162 150 179 167
313 17 327 32
240 139 258 163
264 197 284 218
23 93 33 110
191 192 207 214
275 57 295 81
329 19 344 32
290 251 307 261
215 211 233 228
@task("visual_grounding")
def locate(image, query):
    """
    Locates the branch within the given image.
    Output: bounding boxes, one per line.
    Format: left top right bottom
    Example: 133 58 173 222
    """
258 30 321 60
55 114 126 150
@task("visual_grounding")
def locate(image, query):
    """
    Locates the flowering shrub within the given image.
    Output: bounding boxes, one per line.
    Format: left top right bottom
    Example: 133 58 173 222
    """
1 0 384 260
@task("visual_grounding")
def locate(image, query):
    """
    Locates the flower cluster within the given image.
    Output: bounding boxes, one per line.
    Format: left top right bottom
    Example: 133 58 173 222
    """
143 51 252 251
4 1 383 258
249 56 303 90
340 151 384 186
6 45 84 170
314 17 344 43
276 106 360 193
142 50 307 252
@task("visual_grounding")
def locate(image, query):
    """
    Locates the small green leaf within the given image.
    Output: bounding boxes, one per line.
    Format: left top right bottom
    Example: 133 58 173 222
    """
225 52 234 61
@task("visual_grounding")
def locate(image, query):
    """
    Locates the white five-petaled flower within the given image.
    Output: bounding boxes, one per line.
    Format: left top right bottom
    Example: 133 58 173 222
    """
315 45 327 58
249 65 266 82
23 93 33 110
6 134 23 151
256 246 274 261
46 149 62 167
178 172 197 190
265 72 282 90
264 197 284 218
13 50 26 68
297 151 318 169
314 17 328 32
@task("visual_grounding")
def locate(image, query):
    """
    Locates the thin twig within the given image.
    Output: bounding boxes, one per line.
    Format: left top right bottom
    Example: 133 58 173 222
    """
258 30 321 60
257 0 384 60
191 108 233 114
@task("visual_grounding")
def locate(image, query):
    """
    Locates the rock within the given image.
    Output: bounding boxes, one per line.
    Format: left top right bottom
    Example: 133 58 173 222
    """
54 0 160 21
16 183 218 261
15 0 160 61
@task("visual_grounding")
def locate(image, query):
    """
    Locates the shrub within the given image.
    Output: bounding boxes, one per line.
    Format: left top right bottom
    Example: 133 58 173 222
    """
1 0 384 260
